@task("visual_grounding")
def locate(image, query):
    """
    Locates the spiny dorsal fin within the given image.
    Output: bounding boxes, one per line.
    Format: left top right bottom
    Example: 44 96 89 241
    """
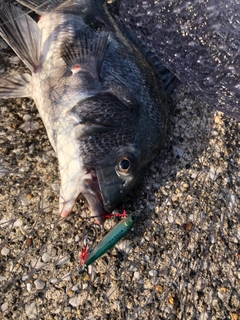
0 2 41 73
61 30 109 77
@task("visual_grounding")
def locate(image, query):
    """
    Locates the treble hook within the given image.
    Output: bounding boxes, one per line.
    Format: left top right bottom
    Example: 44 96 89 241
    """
79 223 102 270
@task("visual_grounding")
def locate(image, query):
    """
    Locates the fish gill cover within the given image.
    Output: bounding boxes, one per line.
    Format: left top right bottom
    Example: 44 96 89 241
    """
0 1 239 319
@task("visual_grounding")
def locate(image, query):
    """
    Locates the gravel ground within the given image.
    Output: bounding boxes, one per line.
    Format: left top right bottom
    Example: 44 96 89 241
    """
0 2 240 320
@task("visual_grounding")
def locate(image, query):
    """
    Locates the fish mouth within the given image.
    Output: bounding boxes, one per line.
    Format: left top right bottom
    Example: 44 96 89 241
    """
59 170 109 225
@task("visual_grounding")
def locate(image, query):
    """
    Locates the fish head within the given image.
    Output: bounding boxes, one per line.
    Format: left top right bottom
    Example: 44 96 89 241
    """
95 147 140 214
56 93 162 224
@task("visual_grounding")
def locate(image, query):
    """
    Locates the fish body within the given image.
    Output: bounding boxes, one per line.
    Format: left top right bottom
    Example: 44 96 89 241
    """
83 214 138 268
0 0 168 223
120 0 240 120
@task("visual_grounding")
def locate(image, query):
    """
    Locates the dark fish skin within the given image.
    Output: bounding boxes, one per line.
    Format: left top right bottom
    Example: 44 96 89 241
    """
0 0 169 223
120 0 240 120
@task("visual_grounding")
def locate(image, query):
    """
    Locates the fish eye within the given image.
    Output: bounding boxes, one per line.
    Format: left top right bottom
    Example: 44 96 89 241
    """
116 154 135 175
119 159 130 170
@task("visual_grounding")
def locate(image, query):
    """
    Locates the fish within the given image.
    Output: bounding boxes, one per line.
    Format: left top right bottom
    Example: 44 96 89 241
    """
120 0 240 120
0 0 169 224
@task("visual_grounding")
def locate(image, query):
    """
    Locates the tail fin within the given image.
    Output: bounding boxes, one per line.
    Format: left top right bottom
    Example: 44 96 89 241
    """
17 0 63 14
0 2 41 73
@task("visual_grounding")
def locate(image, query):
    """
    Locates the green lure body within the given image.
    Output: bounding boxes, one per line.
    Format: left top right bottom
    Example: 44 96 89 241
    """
85 215 138 267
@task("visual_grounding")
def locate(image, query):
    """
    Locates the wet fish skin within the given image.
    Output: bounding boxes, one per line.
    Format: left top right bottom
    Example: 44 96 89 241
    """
0 0 168 223
120 0 240 120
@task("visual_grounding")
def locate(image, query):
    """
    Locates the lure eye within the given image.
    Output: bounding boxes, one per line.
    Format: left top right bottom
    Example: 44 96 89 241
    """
116 154 135 176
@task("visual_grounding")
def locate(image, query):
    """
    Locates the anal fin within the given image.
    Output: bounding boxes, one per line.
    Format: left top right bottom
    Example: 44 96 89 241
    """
0 73 32 98
0 2 41 73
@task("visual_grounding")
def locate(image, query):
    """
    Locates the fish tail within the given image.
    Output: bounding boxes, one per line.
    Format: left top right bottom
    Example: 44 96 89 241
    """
0 2 41 73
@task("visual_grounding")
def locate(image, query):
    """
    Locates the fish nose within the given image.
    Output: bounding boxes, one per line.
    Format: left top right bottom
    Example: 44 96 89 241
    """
96 166 124 213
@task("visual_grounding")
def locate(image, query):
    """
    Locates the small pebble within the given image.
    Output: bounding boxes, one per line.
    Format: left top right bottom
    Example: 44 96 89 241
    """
153 182 161 189
26 238 33 247
230 313 238 320
31 258 46 270
51 182 60 192
1 302 8 312
199 312 210 320
28 143 35 153
23 114 32 121
20 120 40 132
82 283 88 290
229 194 236 210
50 278 58 284
13 219 23 227
83 274 90 281
208 167 217 181
69 295 81 308
183 221 193 232
0 165 9 177
209 234 216 244
72 284 80 292
106 286 116 299
155 285 163 292
42 154 49 163
61 273 71 281
191 172 198 179
34 279 45 290
134 271 140 280
25 302 37 319
149 270 157 277
19 194 29 206
75 234 80 242
9 55 20 64
116 240 132 253
169 296 175 305
26 283 32 292
1 247 10 256
174 147 184 157
22 275 29 281
55 255 69 266
168 211 174 223
42 252 51 263
40 198 51 213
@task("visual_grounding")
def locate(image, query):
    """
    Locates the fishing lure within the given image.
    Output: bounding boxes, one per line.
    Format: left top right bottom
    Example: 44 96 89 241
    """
79 213 138 270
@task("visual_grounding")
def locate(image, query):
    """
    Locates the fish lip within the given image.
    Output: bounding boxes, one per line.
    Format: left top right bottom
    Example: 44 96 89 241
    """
59 170 108 225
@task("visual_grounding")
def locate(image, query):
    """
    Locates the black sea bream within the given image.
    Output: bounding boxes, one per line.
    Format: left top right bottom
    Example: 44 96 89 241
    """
0 0 168 223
